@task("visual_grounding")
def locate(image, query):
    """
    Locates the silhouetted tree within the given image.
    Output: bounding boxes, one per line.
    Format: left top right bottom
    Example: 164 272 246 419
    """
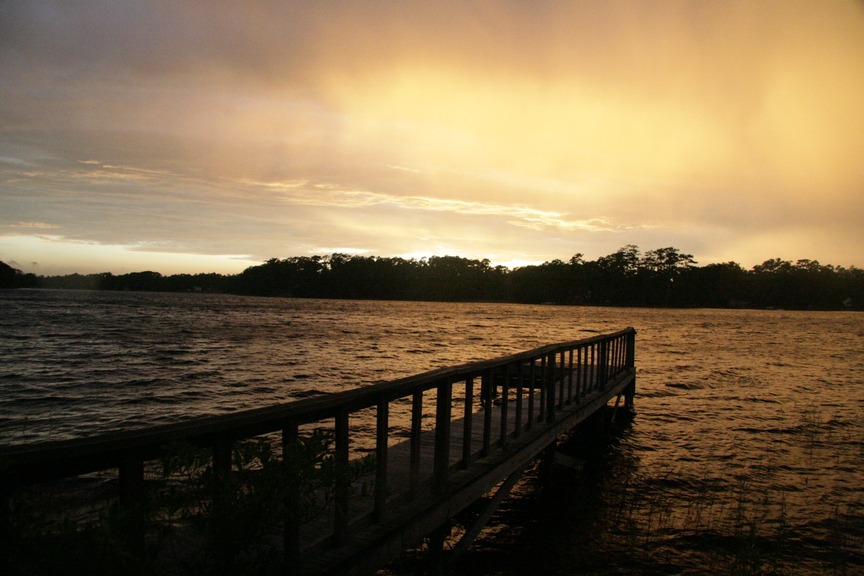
639 247 697 305
594 245 642 304
0 260 36 288
688 262 750 307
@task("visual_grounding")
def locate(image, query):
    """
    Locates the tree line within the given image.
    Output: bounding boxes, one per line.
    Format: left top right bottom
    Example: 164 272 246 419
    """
2 245 862 310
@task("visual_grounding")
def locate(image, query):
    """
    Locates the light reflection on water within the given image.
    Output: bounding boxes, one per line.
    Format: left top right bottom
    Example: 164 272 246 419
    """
1 290 862 574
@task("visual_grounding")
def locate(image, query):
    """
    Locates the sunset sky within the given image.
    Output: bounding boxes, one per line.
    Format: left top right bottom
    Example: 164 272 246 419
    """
2 1 863 276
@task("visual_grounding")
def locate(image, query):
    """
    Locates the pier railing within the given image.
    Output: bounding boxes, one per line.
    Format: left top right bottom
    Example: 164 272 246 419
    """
1 327 636 573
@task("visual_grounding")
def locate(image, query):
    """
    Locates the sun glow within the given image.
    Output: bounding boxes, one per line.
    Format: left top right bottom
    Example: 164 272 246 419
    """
0 236 256 276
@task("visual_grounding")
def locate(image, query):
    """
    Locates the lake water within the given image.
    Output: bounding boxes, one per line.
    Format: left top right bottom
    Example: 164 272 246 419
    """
1 289 862 574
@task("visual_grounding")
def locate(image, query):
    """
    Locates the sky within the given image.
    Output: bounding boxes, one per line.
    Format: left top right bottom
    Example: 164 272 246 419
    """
2 1 863 276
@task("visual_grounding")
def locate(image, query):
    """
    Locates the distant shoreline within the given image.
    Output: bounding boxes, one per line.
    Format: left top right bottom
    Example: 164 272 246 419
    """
3 247 862 311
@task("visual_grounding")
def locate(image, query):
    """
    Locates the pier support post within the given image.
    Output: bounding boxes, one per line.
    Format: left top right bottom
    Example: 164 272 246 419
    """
450 466 525 558
595 404 612 440
624 376 636 411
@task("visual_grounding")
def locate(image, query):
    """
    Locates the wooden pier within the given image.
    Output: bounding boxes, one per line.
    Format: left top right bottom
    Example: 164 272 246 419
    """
1 328 636 575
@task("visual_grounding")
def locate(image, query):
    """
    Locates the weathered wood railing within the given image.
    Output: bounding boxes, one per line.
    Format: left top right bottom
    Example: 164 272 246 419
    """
0 327 636 574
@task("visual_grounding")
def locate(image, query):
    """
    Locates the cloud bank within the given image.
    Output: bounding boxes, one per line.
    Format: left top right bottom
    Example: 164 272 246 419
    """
1 0 863 274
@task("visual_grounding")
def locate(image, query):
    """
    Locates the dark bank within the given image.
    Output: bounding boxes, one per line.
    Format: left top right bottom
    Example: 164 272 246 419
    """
3 245 863 310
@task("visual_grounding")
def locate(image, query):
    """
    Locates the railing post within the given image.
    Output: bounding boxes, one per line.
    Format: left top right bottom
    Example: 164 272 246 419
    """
212 437 232 524
499 365 510 449
576 346 584 398
526 358 536 429
627 329 636 369
409 390 423 497
433 380 452 495
557 350 565 409
462 377 474 467
545 353 556 422
513 361 524 438
598 339 608 390
334 408 350 544
539 355 547 421
282 420 300 571
625 329 637 409
481 371 493 457
375 397 389 522
619 334 626 372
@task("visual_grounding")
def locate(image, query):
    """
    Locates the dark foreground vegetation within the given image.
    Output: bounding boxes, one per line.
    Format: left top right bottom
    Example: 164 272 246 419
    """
2 245 863 310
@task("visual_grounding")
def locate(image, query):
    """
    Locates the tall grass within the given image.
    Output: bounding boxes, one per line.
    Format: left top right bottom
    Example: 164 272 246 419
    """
577 408 863 575
447 405 864 576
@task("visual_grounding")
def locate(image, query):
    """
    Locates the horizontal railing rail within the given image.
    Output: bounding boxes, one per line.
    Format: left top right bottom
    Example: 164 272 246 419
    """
1 327 636 574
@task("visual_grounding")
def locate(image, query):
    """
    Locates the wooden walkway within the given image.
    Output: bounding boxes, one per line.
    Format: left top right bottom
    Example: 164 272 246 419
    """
303 364 636 575
1 328 636 575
